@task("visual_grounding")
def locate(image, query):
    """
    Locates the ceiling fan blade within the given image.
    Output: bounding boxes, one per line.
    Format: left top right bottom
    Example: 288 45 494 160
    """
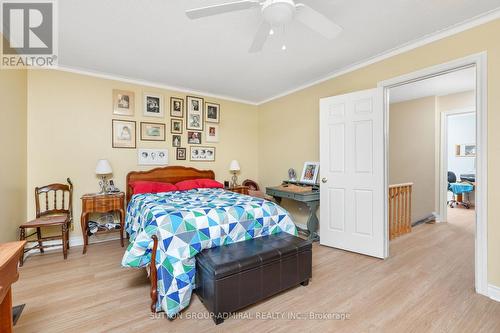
186 0 261 19
295 3 343 39
249 22 271 53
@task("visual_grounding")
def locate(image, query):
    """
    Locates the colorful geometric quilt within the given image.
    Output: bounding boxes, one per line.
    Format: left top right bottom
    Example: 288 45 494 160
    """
121 188 297 317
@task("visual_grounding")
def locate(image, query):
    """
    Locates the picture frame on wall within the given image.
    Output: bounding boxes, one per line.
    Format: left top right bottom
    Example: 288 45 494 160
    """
176 147 186 160
187 131 202 145
300 161 320 184
171 119 183 134
143 93 164 118
172 135 181 147
205 124 219 143
205 102 220 123
112 89 135 116
138 149 168 165
170 97 184 118
190 146 215 162
186 95 204 130
112 119 136 148
140 122 165 141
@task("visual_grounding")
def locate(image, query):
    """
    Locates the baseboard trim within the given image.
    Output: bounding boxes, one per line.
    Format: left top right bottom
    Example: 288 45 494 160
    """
24 235 120 256
488 284 500 302
412 213 437 227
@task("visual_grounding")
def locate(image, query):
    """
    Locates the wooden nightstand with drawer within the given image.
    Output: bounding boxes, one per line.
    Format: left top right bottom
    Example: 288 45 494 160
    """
228 186 249 195
80 192 125 254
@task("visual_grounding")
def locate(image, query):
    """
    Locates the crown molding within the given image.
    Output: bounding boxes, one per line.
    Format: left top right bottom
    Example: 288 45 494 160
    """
257 7 500 105
53 65 259 106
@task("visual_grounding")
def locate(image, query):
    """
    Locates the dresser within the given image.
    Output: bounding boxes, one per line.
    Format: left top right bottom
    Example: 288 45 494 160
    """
80 192 125 254
0 241 26 333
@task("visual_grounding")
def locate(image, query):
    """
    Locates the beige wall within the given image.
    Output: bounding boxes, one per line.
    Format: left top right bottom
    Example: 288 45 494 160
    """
0 68 27 243
26 70 259 238
439 90 475 111
388 91 476 223
389 96 437 222
258 19 500 286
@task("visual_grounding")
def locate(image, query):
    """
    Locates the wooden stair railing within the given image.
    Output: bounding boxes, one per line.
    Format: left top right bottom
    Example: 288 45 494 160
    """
389 183 413 240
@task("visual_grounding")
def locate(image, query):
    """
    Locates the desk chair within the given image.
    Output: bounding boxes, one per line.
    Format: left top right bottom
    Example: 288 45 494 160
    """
19 178 73 266
448 171 473 209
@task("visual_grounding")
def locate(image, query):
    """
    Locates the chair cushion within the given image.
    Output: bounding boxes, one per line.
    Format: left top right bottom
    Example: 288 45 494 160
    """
21 214 69 227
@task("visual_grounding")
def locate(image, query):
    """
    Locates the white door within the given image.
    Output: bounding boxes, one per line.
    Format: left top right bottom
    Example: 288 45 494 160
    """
319 88 386 258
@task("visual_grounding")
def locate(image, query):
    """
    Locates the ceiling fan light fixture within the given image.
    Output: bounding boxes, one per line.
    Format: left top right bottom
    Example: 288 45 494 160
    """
262 0 295 26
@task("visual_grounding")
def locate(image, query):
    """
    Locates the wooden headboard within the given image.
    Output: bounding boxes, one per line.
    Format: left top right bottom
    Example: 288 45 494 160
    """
125 166 215 204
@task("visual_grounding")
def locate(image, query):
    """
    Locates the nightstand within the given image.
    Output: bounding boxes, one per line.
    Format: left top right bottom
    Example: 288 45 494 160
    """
80 192 125 254
228 186 249 195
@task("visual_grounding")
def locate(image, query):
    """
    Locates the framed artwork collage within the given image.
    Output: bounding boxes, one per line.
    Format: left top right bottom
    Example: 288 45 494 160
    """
112 89 220 164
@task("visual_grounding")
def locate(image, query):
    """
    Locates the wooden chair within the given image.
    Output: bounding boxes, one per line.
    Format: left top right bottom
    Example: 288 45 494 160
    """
19 178 73 266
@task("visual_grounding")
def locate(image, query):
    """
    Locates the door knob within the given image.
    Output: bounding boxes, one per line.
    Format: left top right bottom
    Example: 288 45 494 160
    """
321 177 328 183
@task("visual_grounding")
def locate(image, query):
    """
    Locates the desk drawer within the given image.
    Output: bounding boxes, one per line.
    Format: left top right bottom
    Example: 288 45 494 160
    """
92 199 113 211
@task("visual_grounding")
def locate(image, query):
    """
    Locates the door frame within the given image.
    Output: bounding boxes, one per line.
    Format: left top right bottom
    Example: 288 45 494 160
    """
377 52 488 296
439 109 476 223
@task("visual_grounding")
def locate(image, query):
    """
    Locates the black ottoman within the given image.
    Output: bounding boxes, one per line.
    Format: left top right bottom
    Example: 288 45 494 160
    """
195 233 312 324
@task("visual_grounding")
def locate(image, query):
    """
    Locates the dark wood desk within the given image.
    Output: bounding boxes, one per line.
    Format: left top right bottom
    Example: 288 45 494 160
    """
0 241 26 333
266 185 320 241
80 192 125 254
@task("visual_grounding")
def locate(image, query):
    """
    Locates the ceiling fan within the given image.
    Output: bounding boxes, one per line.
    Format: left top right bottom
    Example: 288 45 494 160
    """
186 0 343 53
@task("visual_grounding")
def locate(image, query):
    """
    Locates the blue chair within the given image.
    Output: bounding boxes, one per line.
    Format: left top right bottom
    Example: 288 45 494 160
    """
448 171 473 209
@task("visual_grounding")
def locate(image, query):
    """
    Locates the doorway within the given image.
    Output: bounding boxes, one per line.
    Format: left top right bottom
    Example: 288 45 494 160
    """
379 53 487 296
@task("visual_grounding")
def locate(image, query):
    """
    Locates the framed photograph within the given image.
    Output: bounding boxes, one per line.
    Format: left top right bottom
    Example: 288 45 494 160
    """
113 89 134 116
186 96 204 130
187 131 202 145
205 102 220 123
140 122 165 141
190 146 215 162
172 135 181 147
170 97 184 118
300 161 320 184
138 149 168 166
205 124 219 143
176 147 186 160
112 120 136 148
143 93 164 117
455 143 476 157
171 119 183 134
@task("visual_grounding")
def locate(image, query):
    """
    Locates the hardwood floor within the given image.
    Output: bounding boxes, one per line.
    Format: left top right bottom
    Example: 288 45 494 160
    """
13 208 500 332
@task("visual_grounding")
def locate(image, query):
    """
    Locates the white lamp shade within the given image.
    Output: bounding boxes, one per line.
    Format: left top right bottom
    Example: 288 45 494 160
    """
95 159 113 175
229 160 240 171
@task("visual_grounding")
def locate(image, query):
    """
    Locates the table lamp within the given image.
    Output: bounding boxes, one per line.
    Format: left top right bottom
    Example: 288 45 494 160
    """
95 159 112 194
229 160 240 187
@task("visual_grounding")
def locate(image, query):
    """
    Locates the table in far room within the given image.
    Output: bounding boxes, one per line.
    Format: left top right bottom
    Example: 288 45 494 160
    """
266 181 320 241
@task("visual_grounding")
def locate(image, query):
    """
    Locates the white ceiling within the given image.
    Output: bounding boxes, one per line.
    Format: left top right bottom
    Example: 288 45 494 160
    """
58 1 500 104
389 67 476 103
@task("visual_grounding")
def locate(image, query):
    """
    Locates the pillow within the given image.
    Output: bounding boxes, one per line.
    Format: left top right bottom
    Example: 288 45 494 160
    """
131 181 177 194
175 179 200 191
197 178 224 189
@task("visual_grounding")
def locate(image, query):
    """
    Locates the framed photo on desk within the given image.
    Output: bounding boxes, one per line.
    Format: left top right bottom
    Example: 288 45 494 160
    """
300 162 320 184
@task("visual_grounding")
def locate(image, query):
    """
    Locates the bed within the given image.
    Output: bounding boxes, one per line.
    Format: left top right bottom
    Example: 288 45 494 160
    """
121 166 297 318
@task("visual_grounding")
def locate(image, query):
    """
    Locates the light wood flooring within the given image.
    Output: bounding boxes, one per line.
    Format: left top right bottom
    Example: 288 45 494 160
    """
12 207 500 332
